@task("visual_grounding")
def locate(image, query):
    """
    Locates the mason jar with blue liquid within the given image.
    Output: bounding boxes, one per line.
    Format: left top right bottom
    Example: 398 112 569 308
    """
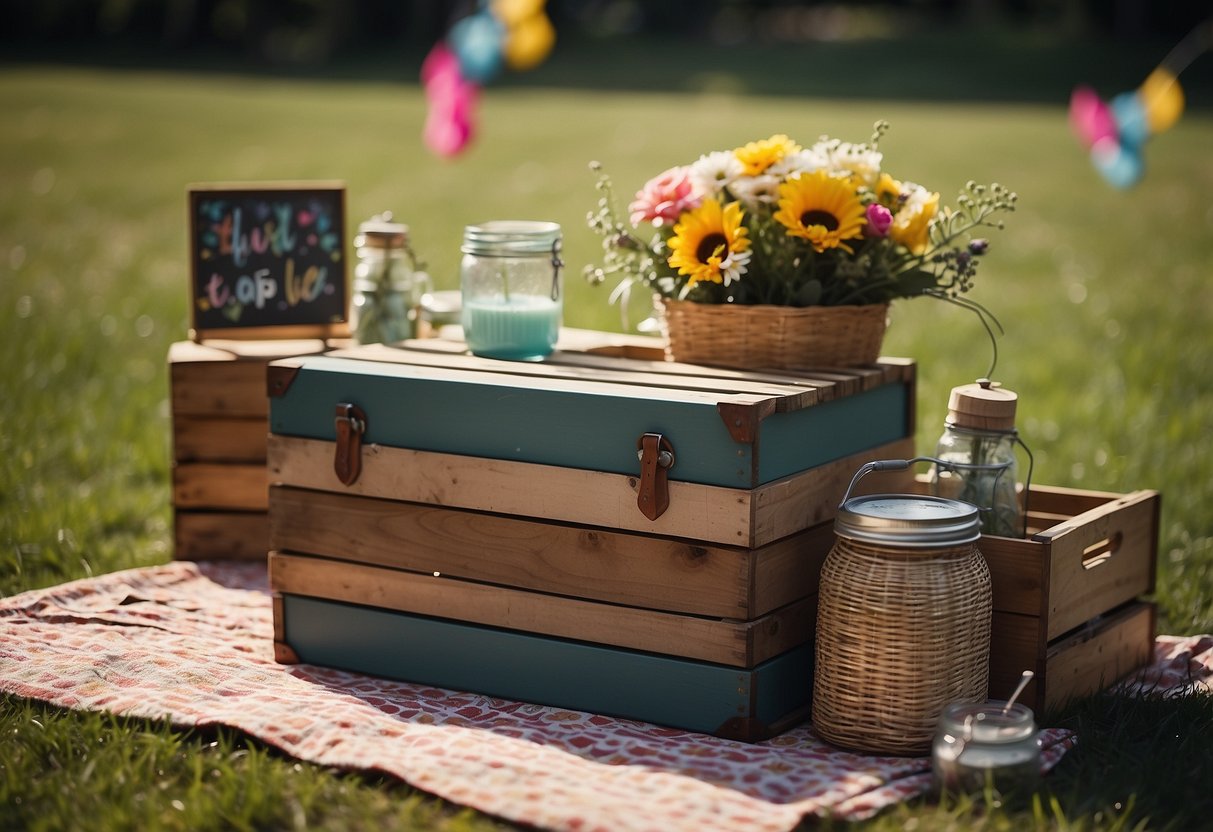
460 221 562 361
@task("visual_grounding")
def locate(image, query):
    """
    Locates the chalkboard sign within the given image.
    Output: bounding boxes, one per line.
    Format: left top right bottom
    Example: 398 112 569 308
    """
188 182 349 340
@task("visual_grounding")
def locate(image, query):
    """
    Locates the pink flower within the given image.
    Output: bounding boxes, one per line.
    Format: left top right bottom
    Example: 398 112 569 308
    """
865 203 893 237
628 167 702 227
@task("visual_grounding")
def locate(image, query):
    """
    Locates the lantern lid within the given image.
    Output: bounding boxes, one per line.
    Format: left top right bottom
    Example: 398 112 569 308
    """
835 493 982 548
357 212 408 247
947 379 1018 432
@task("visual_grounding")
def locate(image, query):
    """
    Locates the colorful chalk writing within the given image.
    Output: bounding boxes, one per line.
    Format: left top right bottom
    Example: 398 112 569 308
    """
188 184 347 335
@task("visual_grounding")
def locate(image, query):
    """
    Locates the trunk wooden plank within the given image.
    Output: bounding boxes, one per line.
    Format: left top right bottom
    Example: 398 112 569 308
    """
269 552 815 668
269 486 829 618
267 435 914 547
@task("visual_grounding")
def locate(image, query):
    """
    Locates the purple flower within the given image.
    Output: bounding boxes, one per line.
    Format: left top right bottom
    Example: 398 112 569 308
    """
968 238 990 255
865 203 893 237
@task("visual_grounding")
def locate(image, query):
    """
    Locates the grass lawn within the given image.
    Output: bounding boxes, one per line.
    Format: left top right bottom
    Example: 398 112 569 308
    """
2 28 1213 830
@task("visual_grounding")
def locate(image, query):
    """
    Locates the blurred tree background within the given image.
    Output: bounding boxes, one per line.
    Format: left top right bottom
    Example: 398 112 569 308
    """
3 1 1209 69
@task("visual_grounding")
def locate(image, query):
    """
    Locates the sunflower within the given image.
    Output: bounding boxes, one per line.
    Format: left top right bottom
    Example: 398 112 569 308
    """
773 170 867 254
734 134 801 177
666 199 752 287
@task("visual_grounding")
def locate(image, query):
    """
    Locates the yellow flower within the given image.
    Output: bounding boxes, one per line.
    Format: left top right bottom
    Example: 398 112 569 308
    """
875 172 903 207
666 199 752 287
773 170 867 254
891 186 940 254
734 134 801 177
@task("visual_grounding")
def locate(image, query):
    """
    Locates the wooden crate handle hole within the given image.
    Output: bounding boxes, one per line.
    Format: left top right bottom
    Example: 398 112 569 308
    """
1082 531 1123 570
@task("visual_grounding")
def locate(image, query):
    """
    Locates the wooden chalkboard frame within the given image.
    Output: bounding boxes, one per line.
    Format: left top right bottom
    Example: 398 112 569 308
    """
188 182 350 341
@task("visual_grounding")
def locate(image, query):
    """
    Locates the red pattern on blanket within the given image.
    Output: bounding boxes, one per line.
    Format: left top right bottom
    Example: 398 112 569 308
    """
3 562 1209 830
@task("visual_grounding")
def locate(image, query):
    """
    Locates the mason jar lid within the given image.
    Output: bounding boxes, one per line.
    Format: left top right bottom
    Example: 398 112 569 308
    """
835 493 982 547
461 220 561 256
357 213 408 248
947 379 1018 432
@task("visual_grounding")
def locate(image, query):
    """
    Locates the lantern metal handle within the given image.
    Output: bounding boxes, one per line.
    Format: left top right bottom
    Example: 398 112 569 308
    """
839 456 1013 509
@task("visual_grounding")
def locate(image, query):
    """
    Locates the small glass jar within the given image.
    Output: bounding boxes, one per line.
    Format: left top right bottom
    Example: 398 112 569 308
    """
419 289 463 338
932 379 1027 538
932 701 1042 794
460 220 562 361
350 213 430 345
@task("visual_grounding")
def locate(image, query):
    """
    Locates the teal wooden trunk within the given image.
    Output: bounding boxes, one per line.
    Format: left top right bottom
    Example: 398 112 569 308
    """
267 340 917 741
279 594 814 741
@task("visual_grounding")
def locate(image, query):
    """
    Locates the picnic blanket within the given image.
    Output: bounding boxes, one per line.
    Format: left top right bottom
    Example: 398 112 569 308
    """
2 561 1210 831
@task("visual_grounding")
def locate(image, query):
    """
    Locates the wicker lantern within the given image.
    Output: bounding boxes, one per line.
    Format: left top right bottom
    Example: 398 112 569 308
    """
812 458 993 756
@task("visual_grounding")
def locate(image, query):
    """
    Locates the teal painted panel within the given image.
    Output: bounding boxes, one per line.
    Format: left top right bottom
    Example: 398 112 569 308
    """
270 356 909 488
271 356 751 487
282 595 813 738
757 383 908 484
755 636 817 726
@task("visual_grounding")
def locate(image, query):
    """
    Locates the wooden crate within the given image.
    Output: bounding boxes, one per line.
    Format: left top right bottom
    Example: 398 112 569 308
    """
268 342 918 739
996 599 1155 714
910 480 1160 711
175 511 270 561
169 339 328 560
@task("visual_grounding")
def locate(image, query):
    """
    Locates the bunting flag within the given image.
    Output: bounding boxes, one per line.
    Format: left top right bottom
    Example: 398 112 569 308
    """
1070 18 1211 188
422 1 556 158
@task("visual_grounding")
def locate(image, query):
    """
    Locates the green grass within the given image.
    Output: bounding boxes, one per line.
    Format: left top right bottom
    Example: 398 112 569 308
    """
2 31 1212 830
0 694 509 832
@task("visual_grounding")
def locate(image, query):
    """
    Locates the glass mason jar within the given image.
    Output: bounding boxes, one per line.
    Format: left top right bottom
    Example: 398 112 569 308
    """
350 213 430 345
460 220 562 361
932 701 1042 794
931 380 1027 538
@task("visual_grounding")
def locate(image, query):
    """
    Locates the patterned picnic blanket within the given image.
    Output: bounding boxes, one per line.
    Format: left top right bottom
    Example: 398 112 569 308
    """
2 561 1210 831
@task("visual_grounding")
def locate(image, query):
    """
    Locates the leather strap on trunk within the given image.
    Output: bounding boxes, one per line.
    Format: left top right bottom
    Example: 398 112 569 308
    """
333 403 367 486
636 433 674 521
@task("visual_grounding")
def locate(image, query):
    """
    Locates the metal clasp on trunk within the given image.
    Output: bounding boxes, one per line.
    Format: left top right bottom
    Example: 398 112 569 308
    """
636 433 675 521
333 403 367 486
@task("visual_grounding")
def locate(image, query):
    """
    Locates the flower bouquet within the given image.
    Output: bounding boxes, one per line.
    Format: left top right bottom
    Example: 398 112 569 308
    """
586 122 1016 368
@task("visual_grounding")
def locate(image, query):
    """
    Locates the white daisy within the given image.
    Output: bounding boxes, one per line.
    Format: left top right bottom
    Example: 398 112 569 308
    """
768 147 831 179
824 141 884 187
688 151 744 198
899 181 934 213
717 246 752 287
727 174 782 210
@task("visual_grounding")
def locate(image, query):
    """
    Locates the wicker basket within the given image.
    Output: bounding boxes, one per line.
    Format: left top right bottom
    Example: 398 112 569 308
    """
658 298 889 370
812 538 992 756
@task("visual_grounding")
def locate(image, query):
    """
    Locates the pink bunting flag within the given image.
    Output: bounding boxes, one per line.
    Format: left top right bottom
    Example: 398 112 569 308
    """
421 43 479 158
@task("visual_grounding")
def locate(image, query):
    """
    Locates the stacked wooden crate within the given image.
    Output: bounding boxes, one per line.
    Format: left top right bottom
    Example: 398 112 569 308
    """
981 484 1158 711
266 341 918 740
899 476 1158 711
169 339 328 560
